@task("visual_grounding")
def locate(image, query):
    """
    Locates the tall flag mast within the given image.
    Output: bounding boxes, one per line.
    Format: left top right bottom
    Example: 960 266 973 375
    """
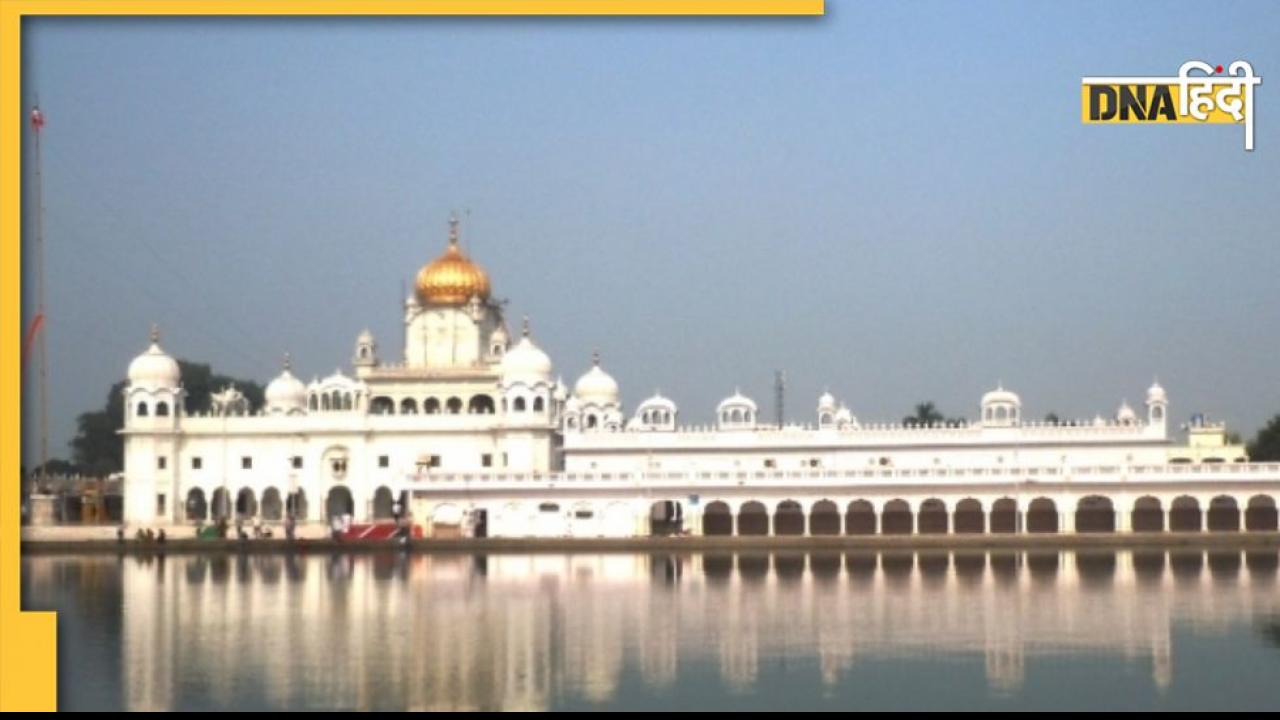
29 103 49 483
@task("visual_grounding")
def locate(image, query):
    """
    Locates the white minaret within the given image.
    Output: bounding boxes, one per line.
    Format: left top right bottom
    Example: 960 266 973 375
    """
1146 380 1168 433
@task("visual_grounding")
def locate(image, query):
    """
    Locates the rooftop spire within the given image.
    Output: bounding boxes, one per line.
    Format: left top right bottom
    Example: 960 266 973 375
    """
283 352 292 371
448 213 460 246
149 322 160 344
592 349 600 366
522 315 531 337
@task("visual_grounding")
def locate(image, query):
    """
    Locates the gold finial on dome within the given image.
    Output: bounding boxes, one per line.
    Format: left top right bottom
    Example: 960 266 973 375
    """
415 216 491 306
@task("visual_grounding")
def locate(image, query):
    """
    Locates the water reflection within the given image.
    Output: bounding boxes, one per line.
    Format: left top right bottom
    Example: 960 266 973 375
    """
22 549 1280 711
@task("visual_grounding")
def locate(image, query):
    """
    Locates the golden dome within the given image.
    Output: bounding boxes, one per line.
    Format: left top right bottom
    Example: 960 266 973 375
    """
415 218 491 306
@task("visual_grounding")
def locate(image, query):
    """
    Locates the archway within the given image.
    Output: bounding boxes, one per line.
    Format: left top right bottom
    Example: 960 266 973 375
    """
809 500 841 535
917 498 948 534
1026 497 1058 533
1075 495 1116 533
1245 495 1278 531
468 394 496 415
1206 496 1240 532
326 485 355 520
211 487 231 521
703 501 733 536
1131 496 1164 532
1169 495 1202 532
235 487 257 519
286 489 308 521
773 500 805 536
185 488 208 522
737 501 769 536
882 499 913 535
372 486 395 520
845 500 876 535
260 487 283 521
989 498 1018 533
649 500 683 536
954 498 984 534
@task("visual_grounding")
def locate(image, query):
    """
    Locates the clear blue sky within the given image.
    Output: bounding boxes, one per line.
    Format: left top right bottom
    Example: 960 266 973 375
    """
20 2 1280 463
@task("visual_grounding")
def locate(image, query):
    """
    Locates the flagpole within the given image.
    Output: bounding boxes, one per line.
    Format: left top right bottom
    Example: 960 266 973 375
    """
31 104 49 484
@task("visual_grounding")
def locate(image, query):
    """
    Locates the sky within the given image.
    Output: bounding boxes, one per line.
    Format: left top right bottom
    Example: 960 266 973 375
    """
19 1 1280 464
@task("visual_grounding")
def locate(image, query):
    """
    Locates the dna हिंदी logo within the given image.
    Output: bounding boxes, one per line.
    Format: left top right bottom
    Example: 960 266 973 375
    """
1081 61 1261 150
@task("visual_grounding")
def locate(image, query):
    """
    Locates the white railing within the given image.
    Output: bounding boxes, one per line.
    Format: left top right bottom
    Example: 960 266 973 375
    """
408 462 1280 492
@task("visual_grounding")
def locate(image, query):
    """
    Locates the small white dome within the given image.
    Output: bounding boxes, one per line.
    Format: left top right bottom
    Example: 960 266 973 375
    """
502 333 553 383
835 405 854 424
1116 401 1137 423
717 390 757 414
265 355 307 412
818 391 836 410
638 392 677 412
981 385 1021 407
319 368 355 387
127 326 180 388
574 352 619 404
1146 381 1167 404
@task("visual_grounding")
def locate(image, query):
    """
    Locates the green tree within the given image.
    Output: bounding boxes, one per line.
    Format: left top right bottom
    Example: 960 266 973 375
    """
906 399 962 422
1247 415 1280 461
71 360 265 476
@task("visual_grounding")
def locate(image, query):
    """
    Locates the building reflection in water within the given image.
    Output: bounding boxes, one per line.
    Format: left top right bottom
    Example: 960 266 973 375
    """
74 549 1279 710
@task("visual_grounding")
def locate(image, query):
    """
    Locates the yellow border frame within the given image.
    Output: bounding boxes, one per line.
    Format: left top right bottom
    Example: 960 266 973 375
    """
0 0 822 711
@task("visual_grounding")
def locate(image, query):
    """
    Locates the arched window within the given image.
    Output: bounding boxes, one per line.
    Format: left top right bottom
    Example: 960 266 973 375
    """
1153 406 1164 421
985 407 993 421
468 395 496 414
425 397 440 414
400 398 418 414
745 411 753 424
731 408 743 423
344 393 353 410
513 397 527 412
155 401 169 417
533 396 545 413
446 397 462 414
586 414 598 429
136 401 149 417
370 396 395 415
309 394 317 411
996 405 1007 421
322 394 331 411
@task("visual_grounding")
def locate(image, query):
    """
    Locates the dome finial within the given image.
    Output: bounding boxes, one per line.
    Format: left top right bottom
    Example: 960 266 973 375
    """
448 213 459 246
149 322 160 344
522 315 531 337
282 352 292 371
592 348 600 366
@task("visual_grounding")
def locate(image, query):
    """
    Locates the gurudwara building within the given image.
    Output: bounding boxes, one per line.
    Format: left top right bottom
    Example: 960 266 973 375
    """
120 219 1280 538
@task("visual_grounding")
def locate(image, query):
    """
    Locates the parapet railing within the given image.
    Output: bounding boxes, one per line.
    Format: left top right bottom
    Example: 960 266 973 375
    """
408 462 1280 490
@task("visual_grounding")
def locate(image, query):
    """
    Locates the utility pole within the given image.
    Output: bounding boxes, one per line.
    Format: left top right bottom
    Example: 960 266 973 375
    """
774 370 785 429
31 103 49 485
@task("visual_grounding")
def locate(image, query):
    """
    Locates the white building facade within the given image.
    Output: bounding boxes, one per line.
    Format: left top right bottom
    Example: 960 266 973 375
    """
120 219 1278 537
